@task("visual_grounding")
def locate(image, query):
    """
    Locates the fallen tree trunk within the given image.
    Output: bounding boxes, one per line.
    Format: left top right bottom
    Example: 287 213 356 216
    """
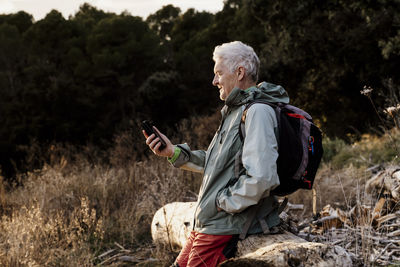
151 202 196 252
151 202 353 267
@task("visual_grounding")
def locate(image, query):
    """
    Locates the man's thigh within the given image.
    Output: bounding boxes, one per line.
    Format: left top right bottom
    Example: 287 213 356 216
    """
174 231 196 267
175 232 238 267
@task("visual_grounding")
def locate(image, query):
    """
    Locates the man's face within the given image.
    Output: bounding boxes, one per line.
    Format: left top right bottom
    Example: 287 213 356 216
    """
212 58 238 101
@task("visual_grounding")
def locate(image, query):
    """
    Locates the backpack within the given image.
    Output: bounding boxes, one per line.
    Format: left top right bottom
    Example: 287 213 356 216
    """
237 100 323 239
239 100 324 196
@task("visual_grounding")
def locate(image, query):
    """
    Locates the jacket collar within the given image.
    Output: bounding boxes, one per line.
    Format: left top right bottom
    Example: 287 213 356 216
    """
225 87 252 108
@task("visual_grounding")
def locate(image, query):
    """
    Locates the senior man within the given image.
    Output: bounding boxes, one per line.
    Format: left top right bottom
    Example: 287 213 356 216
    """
144 41 289 267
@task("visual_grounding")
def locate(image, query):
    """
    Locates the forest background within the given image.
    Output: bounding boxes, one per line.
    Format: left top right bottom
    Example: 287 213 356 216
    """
0 0 400 265
1 0 399 179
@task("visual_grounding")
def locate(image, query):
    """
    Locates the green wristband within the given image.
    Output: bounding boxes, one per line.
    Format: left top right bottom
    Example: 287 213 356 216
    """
168 146 181 164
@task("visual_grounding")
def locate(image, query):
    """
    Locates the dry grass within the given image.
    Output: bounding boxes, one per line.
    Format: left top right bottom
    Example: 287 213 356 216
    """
0 196 101 266
0 113 221 266
289 164 370 219
0 144 196 266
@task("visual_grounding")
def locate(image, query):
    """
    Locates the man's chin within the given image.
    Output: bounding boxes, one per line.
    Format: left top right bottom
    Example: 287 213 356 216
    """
219 90 226 101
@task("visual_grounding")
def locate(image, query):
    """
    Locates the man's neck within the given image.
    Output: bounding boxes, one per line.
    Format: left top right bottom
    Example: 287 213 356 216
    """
238 80 256 91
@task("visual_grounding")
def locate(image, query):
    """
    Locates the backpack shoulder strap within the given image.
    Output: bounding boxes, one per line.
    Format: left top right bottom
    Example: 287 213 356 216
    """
239 100 281 141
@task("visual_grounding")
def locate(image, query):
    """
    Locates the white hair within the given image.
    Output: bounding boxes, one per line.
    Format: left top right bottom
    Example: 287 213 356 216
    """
213 41 260 82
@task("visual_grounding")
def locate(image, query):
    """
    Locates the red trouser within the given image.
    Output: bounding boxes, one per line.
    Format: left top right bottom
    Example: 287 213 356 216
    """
174 231 238 267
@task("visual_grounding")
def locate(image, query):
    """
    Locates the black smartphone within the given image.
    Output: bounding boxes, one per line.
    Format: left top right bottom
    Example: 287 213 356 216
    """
142 120 166 150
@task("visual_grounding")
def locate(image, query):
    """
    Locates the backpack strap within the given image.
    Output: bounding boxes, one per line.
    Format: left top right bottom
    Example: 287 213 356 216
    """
236 100 282 180
293 119 311 180
234 148 243 181
239 197 272 240
239 100 282 142
239 196 288 240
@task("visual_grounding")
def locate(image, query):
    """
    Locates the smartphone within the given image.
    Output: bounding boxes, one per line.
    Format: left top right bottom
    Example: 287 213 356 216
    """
142 120 166 150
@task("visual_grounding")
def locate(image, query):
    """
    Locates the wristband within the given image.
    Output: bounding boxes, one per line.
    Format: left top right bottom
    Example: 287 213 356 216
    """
167 146 181 164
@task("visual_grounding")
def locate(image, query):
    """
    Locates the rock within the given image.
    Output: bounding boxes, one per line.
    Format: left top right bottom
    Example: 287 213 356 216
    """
151 202 353 266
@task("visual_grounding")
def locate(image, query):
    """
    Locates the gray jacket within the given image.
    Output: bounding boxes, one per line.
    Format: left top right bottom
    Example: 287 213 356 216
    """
169 82 289 235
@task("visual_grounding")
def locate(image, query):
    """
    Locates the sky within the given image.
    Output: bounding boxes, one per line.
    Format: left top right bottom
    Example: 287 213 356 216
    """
0 0 225 21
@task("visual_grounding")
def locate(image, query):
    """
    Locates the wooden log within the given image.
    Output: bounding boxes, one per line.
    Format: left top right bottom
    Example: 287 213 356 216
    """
152 202 353 267
365 167 400 200
151 202 196 251
372 197 386 220
377 213 398 226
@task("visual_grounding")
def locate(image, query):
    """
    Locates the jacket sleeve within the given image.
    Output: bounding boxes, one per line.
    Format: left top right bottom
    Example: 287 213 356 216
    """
168 143 206 173
216 104 280 214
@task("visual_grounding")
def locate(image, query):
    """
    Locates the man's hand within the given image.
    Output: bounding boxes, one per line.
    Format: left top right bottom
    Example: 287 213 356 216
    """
143 126 174 158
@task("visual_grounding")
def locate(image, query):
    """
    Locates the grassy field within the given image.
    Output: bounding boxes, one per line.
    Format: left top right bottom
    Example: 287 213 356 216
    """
0 113 398 266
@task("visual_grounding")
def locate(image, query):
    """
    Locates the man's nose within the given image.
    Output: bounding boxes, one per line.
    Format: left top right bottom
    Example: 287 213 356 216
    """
212 75 218 86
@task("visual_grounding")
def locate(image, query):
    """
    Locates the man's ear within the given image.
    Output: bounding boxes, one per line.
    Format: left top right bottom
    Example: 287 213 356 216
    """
237 66 245 81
